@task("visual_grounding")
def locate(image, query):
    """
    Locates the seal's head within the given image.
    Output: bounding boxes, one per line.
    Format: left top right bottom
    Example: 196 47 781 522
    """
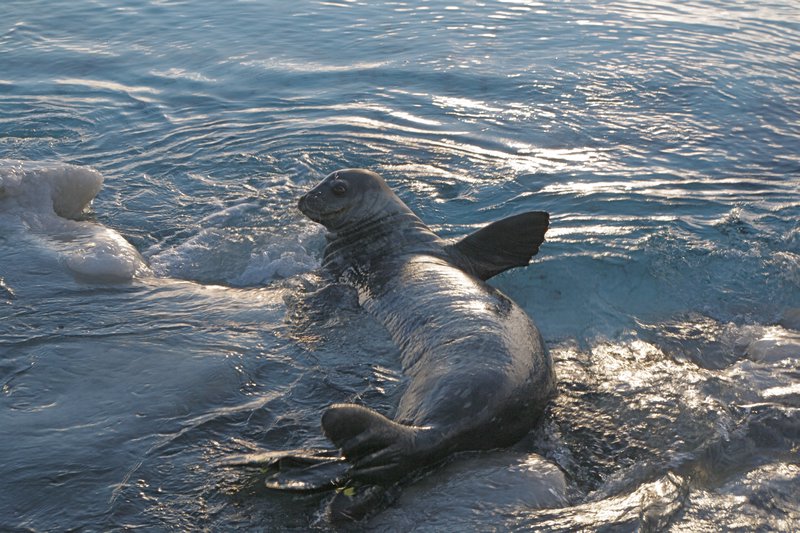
298 169 410 231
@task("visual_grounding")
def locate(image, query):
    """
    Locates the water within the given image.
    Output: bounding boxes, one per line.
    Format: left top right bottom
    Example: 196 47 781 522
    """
1 0 798 530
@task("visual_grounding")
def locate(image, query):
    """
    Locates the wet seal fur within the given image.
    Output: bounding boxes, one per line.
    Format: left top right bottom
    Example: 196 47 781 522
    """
298 169 555 520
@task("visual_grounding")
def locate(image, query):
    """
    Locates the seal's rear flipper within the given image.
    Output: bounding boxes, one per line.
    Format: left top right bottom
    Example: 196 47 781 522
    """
322 403 429 483
445 211 549 280
219 448 348 493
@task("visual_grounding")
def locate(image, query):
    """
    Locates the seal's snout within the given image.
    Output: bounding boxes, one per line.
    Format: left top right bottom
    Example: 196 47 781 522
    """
297 193 307 211
298 191 324 222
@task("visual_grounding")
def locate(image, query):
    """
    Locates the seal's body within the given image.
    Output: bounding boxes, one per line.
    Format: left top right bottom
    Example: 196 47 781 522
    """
298 169 555 485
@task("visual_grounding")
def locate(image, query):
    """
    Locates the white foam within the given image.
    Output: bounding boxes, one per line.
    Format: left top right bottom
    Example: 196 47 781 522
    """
0 159 102 219
145 201 260 281
61 226 149 281
233 223 324 286
149 230 321 286
147 230 216 278
234 247 319 285
146 201 323 285
745 326 800 363
0 160 149 282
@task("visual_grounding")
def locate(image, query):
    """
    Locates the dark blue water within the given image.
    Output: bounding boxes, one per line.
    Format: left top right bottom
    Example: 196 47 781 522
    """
1 0 799 530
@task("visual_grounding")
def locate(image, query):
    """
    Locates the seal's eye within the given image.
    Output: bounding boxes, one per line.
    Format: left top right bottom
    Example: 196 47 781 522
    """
332 182 348 196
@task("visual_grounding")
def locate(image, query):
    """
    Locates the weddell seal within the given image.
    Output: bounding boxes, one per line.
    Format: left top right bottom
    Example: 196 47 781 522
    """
297 169 556 520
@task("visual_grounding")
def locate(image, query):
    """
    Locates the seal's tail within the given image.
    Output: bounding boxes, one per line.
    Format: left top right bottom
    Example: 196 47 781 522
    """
321 403 431 483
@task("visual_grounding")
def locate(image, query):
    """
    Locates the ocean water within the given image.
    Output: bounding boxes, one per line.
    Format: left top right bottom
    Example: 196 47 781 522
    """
1 0 799 530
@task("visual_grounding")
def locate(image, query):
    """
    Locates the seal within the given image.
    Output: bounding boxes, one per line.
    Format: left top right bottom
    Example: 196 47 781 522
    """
298 169 555 517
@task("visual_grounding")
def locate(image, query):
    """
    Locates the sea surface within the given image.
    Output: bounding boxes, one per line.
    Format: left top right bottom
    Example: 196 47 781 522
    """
1 0 799 531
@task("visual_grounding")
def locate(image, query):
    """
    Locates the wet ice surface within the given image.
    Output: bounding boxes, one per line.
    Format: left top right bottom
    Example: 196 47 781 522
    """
1 0 799 530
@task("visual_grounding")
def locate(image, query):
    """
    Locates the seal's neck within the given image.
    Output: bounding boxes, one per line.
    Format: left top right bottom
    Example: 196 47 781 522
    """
322 211 444 278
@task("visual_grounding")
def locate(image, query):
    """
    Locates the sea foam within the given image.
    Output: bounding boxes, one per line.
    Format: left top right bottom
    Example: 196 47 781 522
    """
0 160 149 281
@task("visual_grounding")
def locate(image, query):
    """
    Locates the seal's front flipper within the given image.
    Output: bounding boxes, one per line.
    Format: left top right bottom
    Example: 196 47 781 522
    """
219 448 348 493
322 403 432 483
445 211 549 280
